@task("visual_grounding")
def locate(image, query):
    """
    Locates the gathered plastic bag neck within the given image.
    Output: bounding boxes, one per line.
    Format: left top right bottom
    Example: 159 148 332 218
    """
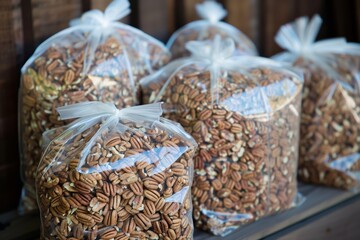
76 0 130 27
53 102 162 173
274 15 360 92
186 35 234 104
21 0 140 99
196 0 227 23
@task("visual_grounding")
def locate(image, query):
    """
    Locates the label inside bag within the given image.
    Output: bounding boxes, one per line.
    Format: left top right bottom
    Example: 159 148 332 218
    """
327 153 360 180
222 78 297 116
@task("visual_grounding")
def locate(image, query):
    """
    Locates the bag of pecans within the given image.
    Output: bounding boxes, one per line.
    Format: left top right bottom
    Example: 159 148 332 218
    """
141 36 304 236
274 15 360 190
166 0 257 60
19 0 170 213
36 102 196 240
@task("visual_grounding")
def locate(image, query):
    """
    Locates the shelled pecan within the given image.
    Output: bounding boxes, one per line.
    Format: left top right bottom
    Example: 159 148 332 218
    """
273 15 360 190
37 118 195 240
296 55 360 190
20 30 170 212
141 63 303 235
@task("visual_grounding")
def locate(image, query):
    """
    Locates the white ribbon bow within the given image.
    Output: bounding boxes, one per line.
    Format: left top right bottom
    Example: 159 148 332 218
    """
274 15 360 92
196 0 227 23
57 101 161 123
52 102 162 173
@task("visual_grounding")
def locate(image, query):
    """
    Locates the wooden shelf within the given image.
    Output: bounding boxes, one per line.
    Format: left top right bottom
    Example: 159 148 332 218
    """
0 184 359 240
194 184 359 240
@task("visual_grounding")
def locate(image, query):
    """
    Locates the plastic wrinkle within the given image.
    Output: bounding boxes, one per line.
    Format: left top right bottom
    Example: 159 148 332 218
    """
327 153 360 181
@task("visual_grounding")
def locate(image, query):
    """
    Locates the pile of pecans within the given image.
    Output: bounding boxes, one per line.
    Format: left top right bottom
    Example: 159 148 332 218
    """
20 32 170 212
37 119 195 240
167 23 257 59
141 64 303 234
297 55 360 190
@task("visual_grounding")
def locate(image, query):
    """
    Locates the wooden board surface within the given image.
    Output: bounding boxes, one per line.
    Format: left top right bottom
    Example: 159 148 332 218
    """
0 184 358 240
266 195 360 240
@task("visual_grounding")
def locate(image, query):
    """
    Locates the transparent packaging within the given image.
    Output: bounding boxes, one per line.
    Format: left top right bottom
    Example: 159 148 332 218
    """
36 102 196 240
166 0 257 59
273 15 360 190
141 37 304 236
19 0 170 213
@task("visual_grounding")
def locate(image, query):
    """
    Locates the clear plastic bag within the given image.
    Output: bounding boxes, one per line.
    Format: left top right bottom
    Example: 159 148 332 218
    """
166 0 257 59
273 15 360 190
36 102 196 240
19 0 170 213
141 36 304 236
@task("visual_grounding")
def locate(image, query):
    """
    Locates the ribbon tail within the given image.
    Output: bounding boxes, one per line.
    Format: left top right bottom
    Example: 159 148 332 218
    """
304 15 322 46
105 0 131 22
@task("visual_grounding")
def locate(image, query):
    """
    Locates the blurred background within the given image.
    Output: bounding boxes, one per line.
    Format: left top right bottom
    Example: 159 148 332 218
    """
0 0 359 214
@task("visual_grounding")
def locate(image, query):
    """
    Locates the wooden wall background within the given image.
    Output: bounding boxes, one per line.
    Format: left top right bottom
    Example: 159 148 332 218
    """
0 0 359 214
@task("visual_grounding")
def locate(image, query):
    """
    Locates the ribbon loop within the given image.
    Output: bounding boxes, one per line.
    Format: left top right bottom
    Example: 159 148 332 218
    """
196 0 227 23
78 0 131 27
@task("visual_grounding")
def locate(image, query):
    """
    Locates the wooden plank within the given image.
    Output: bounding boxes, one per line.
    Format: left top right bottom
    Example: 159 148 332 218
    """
1 185 358 239
135 0 174 41
31 0 83 44
223 0 260 50
0 164 21 213
166 0 176 38
90 0 112 11
259 0 297 56
0 211 40 240
357 0 360 40
129 0 140 27
181 0 203 25
331 0 358 42
265 194 360 240
82 0 91 12
21 0 35 59
192 185 357 240
296 0 323 17
0 0 22 214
